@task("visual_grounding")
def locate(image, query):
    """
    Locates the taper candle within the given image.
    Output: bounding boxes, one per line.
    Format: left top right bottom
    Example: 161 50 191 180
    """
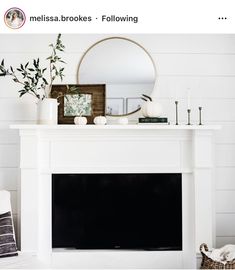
187 109 191 125
187 88 191 109
199 107 202 125
175 101 179 125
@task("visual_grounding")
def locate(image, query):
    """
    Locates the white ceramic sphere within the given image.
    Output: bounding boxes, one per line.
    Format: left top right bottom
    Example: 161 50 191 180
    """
94 116 107 125
74 116 87 125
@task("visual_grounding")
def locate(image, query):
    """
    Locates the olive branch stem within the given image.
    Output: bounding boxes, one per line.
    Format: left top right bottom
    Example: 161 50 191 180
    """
0 34 66 100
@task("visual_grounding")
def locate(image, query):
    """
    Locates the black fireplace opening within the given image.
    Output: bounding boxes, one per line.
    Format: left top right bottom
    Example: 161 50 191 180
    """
52 173 182 250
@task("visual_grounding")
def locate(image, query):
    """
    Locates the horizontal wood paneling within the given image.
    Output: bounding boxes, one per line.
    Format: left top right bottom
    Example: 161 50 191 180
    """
216 237 235 248
216 236 235 248
0 144 19 167
216 168 235 190
0 168 18 190
156 77 235 99
216 191 235 213
1 34 235 54
132 35 235 54
216 214 235 236
152 54 235 76
215 145 235 167
0 99 36 121
214 123 235 144
0 128 19 144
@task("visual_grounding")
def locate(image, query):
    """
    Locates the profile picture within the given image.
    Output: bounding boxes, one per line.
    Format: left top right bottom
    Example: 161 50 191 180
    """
4 8 26 29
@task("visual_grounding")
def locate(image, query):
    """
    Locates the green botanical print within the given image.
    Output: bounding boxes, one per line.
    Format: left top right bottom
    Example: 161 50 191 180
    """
64 94 92 116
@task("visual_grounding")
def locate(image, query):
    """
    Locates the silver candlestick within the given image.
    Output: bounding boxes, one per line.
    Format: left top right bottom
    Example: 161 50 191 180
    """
175 101 179 125
187 109 191 125
199 107 202 125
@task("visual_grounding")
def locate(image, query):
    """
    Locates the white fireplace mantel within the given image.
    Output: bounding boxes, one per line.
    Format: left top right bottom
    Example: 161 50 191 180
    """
11 124 220 130
11 124 220 269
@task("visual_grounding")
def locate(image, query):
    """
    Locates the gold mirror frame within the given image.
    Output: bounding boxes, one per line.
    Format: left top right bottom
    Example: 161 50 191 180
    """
77 36 157 117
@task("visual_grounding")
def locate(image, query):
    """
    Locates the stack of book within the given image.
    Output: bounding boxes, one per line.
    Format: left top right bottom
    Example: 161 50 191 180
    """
138 117 169 124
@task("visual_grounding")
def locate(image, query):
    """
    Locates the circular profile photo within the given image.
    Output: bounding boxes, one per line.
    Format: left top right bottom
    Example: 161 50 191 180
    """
4 7 26 29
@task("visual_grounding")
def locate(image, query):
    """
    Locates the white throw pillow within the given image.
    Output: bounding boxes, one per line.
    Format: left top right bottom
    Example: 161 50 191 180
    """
0 190 12 215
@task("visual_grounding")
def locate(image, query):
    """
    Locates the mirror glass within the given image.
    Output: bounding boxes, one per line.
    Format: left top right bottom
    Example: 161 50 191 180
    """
77 37 156 116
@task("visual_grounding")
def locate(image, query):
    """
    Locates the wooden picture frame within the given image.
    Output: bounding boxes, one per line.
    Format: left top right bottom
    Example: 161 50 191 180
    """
51 84 106 124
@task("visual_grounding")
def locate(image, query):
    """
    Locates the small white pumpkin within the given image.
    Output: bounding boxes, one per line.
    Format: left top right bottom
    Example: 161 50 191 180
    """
94 116 107 125
141 101 163 117
74 116 87 125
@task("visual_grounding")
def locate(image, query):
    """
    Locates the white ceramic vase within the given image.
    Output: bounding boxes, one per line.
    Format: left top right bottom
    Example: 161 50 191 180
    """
37 98 58 125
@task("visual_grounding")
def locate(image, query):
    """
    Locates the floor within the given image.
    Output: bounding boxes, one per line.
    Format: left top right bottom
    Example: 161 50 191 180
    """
0 253 47 269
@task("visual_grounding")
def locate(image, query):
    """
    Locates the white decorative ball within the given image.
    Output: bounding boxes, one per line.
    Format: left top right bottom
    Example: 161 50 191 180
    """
94 116 107 125
74 116 87 125
141 101 163 117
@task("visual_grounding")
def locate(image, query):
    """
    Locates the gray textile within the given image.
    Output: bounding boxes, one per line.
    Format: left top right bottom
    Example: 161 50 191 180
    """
0 211 18 258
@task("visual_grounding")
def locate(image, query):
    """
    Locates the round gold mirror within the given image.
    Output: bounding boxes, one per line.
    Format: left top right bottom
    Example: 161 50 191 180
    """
77 37 156 116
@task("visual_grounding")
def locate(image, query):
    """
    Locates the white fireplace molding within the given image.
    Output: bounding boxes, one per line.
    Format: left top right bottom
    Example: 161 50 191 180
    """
11 124 220 269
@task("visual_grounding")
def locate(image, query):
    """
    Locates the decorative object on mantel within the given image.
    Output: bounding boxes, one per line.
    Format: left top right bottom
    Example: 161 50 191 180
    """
186 88 192 125
77 36 156 117
175 101 179 125
51 84 106 124
199 106 203 125
200 243 235 269
117 117 128 125
94 116 107 125
187 109 191 125
138 117 168 124
0 34 69 125
141 94 163 118
74 116 87 125
37 98 59 125
73 101 88 125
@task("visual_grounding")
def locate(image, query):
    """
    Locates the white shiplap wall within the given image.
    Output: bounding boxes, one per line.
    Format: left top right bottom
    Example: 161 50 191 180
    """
0 34 234 248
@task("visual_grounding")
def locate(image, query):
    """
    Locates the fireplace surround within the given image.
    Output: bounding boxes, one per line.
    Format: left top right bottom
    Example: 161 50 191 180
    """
11 124 219 269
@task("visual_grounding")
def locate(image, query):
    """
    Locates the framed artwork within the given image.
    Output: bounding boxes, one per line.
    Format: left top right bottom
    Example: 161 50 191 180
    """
106 98 125 115
51 84 106 124
126 97 143 114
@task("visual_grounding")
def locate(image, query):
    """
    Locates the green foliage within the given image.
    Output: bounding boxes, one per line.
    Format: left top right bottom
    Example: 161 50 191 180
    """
0 59 7 76
0 34 66 100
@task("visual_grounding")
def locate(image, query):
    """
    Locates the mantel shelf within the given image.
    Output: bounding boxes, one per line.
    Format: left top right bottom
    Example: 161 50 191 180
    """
10 124 221 130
